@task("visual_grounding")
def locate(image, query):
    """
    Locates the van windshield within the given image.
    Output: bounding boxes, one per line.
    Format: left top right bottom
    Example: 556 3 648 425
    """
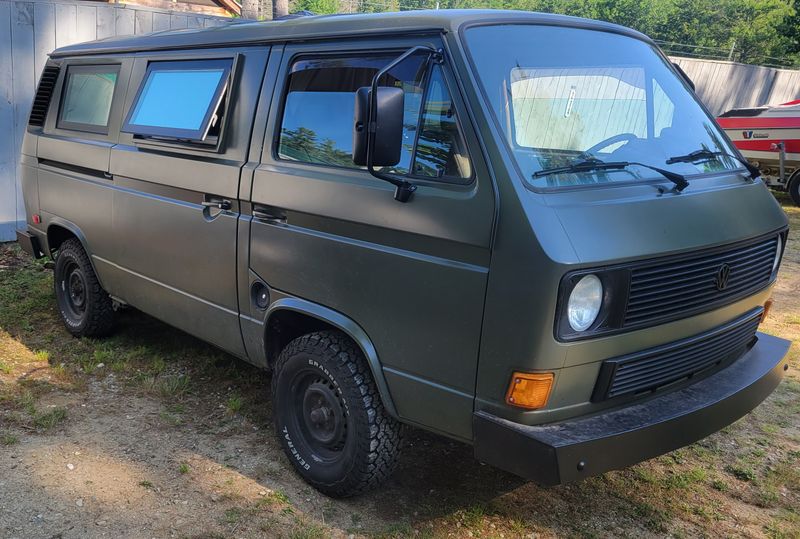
463 24 741 190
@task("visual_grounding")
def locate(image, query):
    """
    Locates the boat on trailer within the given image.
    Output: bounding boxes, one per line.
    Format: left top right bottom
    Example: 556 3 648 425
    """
717 99 800 205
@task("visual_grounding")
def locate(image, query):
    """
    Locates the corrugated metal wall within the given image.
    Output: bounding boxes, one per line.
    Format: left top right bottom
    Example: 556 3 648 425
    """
671 57 800 116
0 0 230 241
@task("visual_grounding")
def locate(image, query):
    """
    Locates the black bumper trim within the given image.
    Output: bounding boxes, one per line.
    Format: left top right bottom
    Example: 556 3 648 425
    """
16 229 44 259
474 331 790 486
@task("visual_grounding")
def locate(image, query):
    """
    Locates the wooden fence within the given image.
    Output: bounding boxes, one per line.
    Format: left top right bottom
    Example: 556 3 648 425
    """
0 0 230 241
2 6 800 241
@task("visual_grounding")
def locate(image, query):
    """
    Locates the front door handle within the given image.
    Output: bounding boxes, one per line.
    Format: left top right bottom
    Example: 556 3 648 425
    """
202 196 232 211
253 206 287 225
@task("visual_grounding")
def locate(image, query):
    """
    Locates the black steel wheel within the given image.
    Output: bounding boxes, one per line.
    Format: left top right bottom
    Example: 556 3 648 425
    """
272 331 402 497
54 238 114 337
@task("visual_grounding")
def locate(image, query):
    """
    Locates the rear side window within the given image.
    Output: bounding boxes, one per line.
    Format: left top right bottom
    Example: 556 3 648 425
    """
57 64 120 134
278 54 471 181
123 59 233 142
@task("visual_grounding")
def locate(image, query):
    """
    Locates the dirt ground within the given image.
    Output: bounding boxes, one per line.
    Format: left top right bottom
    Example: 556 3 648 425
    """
1 196 799 539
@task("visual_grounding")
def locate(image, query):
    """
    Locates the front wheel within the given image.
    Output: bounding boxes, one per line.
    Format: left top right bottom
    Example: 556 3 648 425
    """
271 331 402 497
53 238 114 337
788 170 800 206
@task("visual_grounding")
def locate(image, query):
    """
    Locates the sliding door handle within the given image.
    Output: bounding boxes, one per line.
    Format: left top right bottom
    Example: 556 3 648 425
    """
202 196 232 211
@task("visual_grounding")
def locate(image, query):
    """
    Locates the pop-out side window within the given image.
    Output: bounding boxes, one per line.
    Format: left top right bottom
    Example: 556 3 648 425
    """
57 64 120 134
123 58 233 142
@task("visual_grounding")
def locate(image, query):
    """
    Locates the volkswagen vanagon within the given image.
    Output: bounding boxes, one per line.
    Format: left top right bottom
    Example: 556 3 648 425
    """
16 10 791 497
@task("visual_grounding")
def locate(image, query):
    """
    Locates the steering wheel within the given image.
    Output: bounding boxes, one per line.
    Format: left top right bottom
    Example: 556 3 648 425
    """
584 133 638 155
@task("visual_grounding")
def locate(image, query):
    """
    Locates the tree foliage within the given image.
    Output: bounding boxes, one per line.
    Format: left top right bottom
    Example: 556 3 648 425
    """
287 0 797 66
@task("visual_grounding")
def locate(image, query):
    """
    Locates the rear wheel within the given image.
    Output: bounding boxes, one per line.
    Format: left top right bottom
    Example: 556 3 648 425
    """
271 331 402 497
53 238 114 337
788 171 800 206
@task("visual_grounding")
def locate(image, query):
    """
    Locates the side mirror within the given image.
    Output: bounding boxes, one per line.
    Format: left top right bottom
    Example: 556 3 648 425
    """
352 86 404 167
672 62 695 92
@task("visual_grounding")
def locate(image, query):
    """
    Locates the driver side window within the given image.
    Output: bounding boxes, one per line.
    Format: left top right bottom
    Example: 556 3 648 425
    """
277 54 472 182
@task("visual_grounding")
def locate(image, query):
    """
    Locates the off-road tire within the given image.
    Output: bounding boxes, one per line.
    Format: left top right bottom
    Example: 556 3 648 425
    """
788 171 800 206
53 238 114 337
272 330 402 497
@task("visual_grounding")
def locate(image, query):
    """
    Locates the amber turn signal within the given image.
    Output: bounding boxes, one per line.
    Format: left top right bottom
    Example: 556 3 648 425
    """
505 372 554 410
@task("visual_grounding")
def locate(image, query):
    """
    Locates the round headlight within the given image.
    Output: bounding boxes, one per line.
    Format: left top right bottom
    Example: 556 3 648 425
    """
773 236 782 272
567 274 603 332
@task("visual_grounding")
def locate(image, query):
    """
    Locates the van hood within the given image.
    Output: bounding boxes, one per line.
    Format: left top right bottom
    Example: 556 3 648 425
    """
539 180 787 265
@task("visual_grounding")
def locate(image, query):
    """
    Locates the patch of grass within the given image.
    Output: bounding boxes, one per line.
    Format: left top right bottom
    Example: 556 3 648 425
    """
1 433 19 445
630 500 669 533
223 507 243 524
16 390 37 416
159 411 182 426
33 407 67 430
156 374 190 398
711 477 729 492
226 394 243 414
289 520 327 539
138 480 153 489
179 462 189 474
0 361 12 374
725 464 757 482
666 467 707 489
149 355 167 375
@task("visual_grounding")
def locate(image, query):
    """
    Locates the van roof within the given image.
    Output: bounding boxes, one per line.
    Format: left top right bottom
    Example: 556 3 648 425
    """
50 9 651 58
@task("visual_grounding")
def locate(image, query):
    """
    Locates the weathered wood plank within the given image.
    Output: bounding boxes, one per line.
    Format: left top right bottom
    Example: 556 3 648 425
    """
186 14 203 28
96 4 114 39
115 6 134 35
75 4 95 41
0 1 17 238
169 13 187 29
152 10 170 31
11 1 35 229
32 2 54 76
54 1 76 48
134 8 152 34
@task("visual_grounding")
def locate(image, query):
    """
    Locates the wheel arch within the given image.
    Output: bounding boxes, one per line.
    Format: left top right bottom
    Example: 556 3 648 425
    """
46 218 90 257
264 297 399 419
45 218 107 290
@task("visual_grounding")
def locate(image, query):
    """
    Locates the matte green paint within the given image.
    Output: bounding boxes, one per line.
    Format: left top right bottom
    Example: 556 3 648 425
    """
22 10 789 447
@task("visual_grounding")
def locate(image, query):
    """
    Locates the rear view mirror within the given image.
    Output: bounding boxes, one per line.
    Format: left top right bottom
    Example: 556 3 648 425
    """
672 62 695 92
352 86 405 167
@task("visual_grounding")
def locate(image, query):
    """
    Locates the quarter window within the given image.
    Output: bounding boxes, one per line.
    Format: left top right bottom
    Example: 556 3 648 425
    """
123 59 233 142
278 54 471 181
58 65 120 134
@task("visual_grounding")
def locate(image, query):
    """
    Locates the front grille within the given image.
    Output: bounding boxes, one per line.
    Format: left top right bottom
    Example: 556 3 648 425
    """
593 309 762 401
28 64 60 127
624 236 778 328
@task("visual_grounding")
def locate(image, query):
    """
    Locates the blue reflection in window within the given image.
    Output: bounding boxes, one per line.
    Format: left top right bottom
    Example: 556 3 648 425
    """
129 69 225 130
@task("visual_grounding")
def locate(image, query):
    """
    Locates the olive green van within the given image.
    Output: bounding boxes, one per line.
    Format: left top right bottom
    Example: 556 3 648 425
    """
16 10 791 497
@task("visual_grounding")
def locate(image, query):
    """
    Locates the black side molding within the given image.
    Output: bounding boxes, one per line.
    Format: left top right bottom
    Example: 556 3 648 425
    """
474 331 790 486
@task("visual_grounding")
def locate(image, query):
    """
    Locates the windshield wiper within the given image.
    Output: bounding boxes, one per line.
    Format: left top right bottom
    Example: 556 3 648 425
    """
532 159 689 192
666 149 760 180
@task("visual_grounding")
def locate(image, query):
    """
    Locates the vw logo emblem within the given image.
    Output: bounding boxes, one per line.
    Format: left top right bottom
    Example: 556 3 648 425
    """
715 264 731 291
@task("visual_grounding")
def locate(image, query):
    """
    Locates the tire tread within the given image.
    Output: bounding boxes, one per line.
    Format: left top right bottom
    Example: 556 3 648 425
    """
272 330 402 497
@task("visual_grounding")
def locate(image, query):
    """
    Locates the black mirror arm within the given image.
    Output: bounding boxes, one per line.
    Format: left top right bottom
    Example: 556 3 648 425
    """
366 46 443 203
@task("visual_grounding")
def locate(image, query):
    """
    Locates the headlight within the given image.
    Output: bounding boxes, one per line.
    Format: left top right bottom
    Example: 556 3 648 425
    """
567 274 603 332
773 235 782 272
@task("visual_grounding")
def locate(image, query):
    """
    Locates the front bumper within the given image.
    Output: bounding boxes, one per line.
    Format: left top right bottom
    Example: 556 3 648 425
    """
473 331 790 486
